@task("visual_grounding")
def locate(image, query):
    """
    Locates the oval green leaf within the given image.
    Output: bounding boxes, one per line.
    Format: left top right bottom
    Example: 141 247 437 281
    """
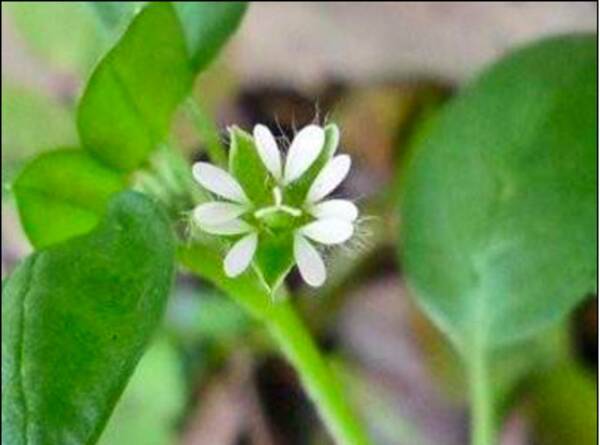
400 35 597 350
77 3 193 171
78 2 247 172
98 337 183 445
13 149 125 249
2 191 175 445
7 2 103 77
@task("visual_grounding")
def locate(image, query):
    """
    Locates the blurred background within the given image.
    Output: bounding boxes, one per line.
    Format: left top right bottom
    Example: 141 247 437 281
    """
2 3 597 445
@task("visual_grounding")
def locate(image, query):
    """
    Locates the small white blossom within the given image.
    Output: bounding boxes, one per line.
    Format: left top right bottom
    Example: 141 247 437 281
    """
192 122 359 289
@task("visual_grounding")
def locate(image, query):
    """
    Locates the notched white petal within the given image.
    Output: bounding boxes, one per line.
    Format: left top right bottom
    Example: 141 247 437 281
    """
197 218 253 236
193 202 248 225
283 124 325 184
300 218 354 245
192 162 248 204
306 154 351 203
224 233 258 277
294 234 326 287
310 199 358 222
253 124 282 180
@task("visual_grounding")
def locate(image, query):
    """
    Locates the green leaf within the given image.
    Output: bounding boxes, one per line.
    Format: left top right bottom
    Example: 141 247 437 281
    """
13 150 125 249
2 191 175 445
87 2 144 34
166 289 249 341
173 2 248 71
529 362 597 445
98 337 183 445
400 35 597 350
78 2 247 172
285 124 340 206
77 3 193 171
1 84 78 163
6 2 103 77
228 126 273 206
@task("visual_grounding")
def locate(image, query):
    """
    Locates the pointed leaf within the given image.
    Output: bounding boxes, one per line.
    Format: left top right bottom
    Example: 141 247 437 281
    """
77 3 193 171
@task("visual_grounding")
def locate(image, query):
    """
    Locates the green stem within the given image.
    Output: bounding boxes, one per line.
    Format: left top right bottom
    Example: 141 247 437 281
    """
185 97 228 167
468 346 495 445
266 304 372 445
178 245 372 445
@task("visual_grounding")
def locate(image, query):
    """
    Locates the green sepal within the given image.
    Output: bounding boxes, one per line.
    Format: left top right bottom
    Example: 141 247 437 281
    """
228 126 274 206
253 231 295 294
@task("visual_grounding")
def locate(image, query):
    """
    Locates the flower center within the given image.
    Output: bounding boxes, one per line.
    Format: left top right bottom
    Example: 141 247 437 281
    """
254 186 302 219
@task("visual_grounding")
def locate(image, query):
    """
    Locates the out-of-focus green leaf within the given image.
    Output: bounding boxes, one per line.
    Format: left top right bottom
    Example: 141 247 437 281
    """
13 150 125 248
173 2 247 70
167 289 249 341
6 2 103 77
1 84 78 200
2 192 175 445
401 35 597 350
77 3 193 171
87 2 144 34
1 84 77 162
99 337 183 445
529 362 597 445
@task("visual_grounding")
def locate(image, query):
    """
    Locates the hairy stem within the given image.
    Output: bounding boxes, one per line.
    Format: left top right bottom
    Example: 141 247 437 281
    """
178 244 372 445
266 304 372 445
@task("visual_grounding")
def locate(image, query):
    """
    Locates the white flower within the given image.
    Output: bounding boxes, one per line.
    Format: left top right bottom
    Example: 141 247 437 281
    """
192 123 358 289
254 123 325 184
192 163 257 276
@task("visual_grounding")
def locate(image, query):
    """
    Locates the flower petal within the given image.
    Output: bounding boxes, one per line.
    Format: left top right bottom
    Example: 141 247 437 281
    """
283 124 325 184
300 218 354 245
310 199 358 222
224 233 258 277
193 202 248 225
294 234 326 287
253 124 282 180
192 162 248 204
305 154 351 203
197 218 253 236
